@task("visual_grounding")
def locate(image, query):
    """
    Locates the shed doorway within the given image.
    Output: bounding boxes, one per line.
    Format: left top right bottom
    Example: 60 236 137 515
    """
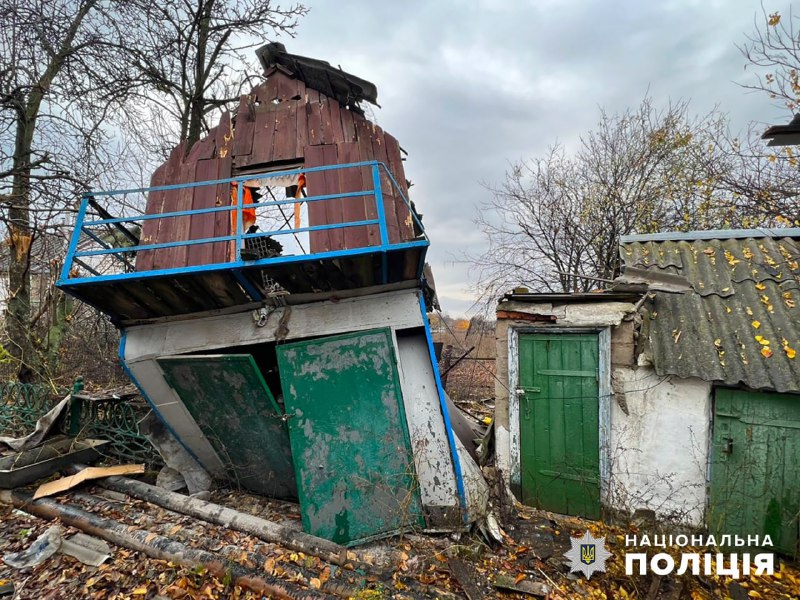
518 332 601 519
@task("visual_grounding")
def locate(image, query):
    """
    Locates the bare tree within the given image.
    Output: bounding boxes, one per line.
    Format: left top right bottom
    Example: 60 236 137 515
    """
472 99 764 297
739 5 800 112
0 0 152 381
125 0 308 156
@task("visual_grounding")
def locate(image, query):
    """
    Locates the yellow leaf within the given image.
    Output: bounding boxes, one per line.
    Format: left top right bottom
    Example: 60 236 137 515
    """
768 12 781 26
745 306 753 316
133 587 149 596
755 335 769 345
752 320 761 329
755 282 766 290
515 573 526 583
310 578 322 589
761 347 774 358
785 347 796 359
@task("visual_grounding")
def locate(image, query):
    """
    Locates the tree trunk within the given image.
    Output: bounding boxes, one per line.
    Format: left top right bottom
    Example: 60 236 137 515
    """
7 107 38 382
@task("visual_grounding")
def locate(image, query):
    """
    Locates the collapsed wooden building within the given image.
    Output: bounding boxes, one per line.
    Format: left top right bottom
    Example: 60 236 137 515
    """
57 44 487 546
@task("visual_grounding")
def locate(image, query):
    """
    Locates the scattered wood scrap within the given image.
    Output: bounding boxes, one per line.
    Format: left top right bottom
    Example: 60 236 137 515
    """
493 573 551 597
446 556 493 600
33 464 144 499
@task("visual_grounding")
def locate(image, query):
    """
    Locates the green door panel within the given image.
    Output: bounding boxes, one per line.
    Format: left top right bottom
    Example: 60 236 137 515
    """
277 328 425 546
157 354 296 499
710 388 800 556
519 333 601 519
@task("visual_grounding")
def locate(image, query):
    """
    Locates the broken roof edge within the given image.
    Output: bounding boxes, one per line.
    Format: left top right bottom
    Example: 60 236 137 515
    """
499 291 644 304
255 42 379 107
620 227 800 244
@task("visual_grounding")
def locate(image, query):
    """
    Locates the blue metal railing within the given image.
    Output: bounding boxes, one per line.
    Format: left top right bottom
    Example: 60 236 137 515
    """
58 161 428 288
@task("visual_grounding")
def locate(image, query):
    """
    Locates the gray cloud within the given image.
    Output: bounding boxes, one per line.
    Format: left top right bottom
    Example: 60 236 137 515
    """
287 0 793 315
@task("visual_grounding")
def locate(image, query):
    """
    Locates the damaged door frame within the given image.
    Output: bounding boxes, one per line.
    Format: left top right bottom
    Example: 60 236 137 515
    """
507 326 612 507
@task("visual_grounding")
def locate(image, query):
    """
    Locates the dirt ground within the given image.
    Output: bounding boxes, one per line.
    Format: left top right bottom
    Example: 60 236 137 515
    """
2 480 799 599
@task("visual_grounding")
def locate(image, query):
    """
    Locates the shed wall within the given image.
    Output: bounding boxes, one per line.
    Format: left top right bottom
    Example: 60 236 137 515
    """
495 299 712 526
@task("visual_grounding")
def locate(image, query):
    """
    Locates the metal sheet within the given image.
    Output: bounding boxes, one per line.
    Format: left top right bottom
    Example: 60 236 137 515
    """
277 328 424 545
157 354 297 499
0 439 108 489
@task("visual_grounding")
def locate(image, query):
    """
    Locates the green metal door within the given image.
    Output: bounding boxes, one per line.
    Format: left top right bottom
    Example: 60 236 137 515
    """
518 332 601 519
277 328 424 546
710 388 800 556
157 354 296 499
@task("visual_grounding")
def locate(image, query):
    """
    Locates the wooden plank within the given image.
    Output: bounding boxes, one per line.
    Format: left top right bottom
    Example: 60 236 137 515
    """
170 161 194 268
384 131 414 242
327 98 345 144
197 271 250 307
273 104 298 161
337 142 369 250
187 159 219 267
340 107 356 143
354 117 382 247
320 144 344 250
212 154 233 265
73 284 152 322
262 73 281 103
136 162 168 272
232 95 255 158
295 96 308 152
319 97 334 145
368 125 401 244
304 87 320 104
170 275 221 312
304 144 332 253
152 146 185 270
306 100 323 147
212 114 234 265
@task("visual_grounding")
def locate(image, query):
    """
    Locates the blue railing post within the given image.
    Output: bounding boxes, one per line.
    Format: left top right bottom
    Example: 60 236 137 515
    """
371 164 389 249
235 179 243 262
60 195 90 282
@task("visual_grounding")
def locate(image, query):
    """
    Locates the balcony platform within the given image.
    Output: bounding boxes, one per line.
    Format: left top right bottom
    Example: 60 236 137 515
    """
57 162 429 325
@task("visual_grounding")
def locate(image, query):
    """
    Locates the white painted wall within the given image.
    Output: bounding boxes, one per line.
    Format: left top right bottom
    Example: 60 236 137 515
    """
608 367 711 526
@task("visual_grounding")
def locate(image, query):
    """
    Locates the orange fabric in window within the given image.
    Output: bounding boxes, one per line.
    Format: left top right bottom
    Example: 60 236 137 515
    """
230 183 256 232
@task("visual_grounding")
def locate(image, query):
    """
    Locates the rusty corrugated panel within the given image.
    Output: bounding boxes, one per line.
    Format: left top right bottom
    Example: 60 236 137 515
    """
621 235 800 393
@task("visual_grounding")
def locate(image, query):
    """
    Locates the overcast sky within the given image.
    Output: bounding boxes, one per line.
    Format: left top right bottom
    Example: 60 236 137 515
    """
287 0 792 316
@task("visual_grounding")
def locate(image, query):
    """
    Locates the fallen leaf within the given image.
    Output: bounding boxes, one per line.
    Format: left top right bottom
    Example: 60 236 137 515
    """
752 320 761 329
761 347 774 358
755 282 766 290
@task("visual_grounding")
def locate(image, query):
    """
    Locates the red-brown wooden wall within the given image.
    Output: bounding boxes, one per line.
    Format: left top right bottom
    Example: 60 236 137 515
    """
137 67 414 271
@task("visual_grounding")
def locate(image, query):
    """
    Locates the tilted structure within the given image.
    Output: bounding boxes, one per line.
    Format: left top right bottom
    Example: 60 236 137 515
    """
58 44 487 546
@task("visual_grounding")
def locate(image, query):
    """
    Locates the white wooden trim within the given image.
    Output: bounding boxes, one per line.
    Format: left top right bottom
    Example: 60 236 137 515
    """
598 327 612 504
508 328 521 489
124 289 425 363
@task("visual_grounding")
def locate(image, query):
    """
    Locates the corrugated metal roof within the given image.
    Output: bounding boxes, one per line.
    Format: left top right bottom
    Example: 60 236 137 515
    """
621 235 800 393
